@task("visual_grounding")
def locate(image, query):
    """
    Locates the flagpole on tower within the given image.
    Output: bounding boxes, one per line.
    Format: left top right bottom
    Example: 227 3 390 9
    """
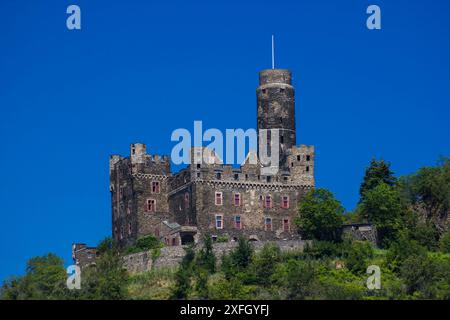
271 35 275 69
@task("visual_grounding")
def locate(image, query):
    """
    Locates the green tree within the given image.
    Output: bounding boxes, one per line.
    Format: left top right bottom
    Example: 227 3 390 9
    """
359 158 396 201
275 259 320 299
399 157 450 219
221 237 254 280
386 233 427 271
440 231 450 253
296 188 345 242
196 236 216 274
126 235 162 254
79 238 129 300
359 183 405 247
1 253 67 300
250 243 281 286
400 254 439 298
171 245 195 299
193 236 217 298
344 241 374 274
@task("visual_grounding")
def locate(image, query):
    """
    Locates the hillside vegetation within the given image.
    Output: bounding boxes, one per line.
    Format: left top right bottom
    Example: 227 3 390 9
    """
1 157 449 300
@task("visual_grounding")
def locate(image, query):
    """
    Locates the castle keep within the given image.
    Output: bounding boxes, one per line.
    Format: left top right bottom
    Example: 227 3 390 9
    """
109 69 315 248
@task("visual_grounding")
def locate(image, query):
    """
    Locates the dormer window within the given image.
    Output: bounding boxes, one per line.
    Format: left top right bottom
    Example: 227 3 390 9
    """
216 172 222 180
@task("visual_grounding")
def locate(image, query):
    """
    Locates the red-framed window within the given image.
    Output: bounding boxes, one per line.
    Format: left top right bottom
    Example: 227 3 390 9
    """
234 193 241 206
235 216 242 229
147 199 156 212
265 217 272 231
215 192 223 206
265 195 272 208
282 196 290 209
152 181 160 193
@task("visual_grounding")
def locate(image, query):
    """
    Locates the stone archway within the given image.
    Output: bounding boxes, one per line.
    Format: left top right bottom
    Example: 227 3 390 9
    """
180 233 195 245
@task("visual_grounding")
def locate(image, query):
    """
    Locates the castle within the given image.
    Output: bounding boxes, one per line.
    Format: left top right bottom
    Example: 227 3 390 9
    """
108 68 315 249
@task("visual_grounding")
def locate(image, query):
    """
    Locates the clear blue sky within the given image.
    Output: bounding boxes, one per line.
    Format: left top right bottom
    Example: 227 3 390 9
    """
1 0 449 281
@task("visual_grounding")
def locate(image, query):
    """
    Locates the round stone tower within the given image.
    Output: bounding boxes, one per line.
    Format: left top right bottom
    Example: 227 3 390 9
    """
256 69 296 170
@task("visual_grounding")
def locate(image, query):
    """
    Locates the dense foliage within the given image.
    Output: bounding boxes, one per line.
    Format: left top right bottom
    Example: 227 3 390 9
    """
296 188 345 242
1 238 129 300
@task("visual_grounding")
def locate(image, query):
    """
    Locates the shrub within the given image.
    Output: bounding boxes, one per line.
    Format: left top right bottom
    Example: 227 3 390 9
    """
345 241 374 274
126 235 162 254
250 243 281 286
440 231 450 253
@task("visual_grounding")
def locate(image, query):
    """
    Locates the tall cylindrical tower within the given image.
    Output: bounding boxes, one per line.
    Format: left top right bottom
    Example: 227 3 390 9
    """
256 69 296 170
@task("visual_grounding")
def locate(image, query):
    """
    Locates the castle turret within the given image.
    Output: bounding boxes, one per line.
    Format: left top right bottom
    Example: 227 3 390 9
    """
256 69 296 170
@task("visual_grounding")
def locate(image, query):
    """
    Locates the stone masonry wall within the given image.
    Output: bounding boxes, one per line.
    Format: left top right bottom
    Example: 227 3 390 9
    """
122 240 308 273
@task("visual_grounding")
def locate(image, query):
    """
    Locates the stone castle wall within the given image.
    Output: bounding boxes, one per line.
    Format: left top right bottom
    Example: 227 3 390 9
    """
122 240 308 273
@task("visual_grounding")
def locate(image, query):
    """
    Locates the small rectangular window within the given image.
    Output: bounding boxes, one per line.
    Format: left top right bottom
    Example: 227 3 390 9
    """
283 218 290 232
235 216 241 230
306 166 310 172
147 199 156 212
234 193 241 206
215 215 223 229
215 192 223 206
234 173 239 180
152 181 160 193
306 155 311 161
265 195 272 208
297 155 301 161
265 217 272 231
216 172 222 180
282 196 289 209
